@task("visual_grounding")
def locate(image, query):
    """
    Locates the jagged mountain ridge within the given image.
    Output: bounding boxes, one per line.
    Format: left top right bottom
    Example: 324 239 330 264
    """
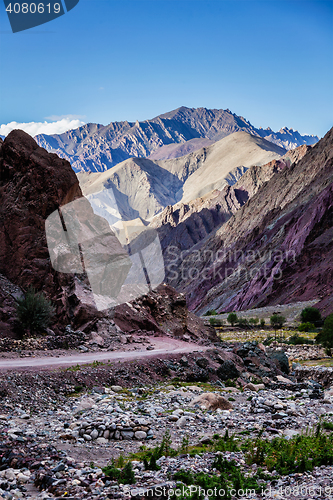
167 129 333 317
78 132 285 222
35 106 318 173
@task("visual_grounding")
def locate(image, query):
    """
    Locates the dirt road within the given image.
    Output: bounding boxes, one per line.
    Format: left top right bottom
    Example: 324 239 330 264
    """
0 337 208 371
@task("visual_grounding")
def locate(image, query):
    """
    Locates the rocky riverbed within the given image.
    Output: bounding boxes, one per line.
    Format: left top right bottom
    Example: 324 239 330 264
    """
1 343 333 499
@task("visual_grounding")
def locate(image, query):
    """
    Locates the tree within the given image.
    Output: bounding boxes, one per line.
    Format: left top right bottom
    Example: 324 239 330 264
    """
301 307 322 325
270 314 286 340
315 314 333 353
16 286 55 334
227 312 238 326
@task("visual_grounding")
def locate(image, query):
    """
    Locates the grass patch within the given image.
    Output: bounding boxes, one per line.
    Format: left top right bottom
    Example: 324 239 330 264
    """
174 455 262 499
299 358 333 367
66 360 106 371
242 424 333 474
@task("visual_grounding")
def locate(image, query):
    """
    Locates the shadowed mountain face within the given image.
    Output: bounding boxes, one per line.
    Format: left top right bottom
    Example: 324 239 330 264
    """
151 146 310 283
78 132 286 222
35 106 318 173
166 129 333 317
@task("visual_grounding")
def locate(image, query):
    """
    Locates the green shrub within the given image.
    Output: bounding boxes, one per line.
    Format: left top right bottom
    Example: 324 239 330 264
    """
322 421 333 431
209 317 223 326
249 317 259 325
16 286 55 333
102 460 135 484
237 318 249 328
301 307 322 325
298 322 315 332
143 455 160 471
288 334 313 345
225 379 236 387
260 319 265 327
204 309 217 316
227 312 238 326
316 314 333 349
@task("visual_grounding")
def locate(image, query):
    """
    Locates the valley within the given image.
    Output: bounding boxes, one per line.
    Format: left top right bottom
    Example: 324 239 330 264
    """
0 109 332 500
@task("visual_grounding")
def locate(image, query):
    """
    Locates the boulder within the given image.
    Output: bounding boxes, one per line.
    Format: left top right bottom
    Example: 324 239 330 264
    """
244 383 265 392
189 392 233 411
216 360 240 381
269 351 290 374
196 357 209 368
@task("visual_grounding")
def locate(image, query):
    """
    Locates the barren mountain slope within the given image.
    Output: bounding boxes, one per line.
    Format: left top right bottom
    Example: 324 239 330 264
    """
179 132 286 202
150 146 309 281
78 132 285 221
168 128 333 317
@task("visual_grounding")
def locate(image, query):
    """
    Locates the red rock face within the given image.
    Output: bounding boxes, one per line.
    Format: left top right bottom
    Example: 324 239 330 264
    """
0 130 83 329
172 128 333 317
0 131 215 340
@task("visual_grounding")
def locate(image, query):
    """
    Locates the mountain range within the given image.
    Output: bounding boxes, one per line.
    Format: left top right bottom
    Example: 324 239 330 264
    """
35 107 319 173
0 114 331 339
78 131 286 222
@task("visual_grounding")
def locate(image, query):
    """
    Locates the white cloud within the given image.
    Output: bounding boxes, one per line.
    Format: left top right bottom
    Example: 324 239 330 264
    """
0 118 86 138
45 114 86 121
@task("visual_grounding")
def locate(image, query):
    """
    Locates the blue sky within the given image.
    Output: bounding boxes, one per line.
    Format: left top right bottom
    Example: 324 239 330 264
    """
0 0 332 137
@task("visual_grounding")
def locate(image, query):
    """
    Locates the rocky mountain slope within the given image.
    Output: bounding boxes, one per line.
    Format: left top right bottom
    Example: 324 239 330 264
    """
0 131 214 342
78 132 285 222
166 129 333 317
35 106 318 173
151 145 310 280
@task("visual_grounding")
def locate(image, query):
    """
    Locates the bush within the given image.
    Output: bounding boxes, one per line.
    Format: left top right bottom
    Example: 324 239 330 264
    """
288 334 313 345
209 317 223 327
225 379 237 387
237 318 249 328
298 322 315 333
16 286 55 333
315 314 333 349
102 460 135 484
301 307 322 325
227 312 238 326
260 319 265 327
204 309 217 316
249 317 259 325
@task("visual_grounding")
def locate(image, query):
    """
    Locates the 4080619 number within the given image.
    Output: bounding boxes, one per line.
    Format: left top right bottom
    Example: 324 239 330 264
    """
5 3 61 14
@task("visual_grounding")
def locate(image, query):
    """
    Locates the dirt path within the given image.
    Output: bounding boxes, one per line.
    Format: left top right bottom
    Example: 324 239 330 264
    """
0 337 208 371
